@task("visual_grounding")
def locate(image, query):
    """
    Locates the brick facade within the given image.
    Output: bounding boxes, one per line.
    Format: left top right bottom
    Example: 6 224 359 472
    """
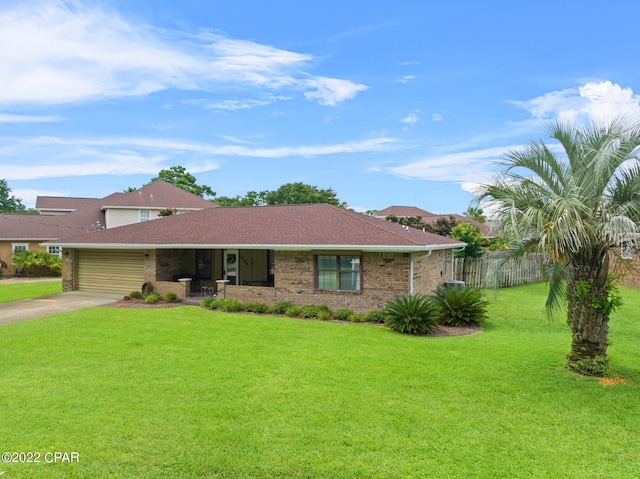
223 250 454 314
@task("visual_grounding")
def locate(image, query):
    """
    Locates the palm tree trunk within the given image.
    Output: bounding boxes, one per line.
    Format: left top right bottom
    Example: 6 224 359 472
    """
565 251 611 375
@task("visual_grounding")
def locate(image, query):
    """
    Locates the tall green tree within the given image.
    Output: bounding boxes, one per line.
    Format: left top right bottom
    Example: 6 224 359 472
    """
481 117 640 375
151 166 215 198
264 182 345 207
0 179 26 213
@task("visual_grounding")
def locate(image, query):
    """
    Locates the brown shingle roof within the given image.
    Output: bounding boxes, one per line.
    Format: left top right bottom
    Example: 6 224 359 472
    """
35 196 99 213
49 204 465 251
375 206 434 218
102 181 218 209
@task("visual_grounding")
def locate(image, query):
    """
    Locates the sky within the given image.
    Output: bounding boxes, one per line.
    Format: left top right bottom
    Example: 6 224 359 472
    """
2 0 640 214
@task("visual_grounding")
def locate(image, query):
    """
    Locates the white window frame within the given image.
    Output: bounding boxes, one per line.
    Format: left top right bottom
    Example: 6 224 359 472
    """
11 243 29 254
47 246 62 257
139 209 150 222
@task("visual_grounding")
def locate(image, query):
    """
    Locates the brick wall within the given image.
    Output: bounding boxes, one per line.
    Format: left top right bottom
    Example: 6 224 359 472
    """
62 248 75 292
226 251 413 314
411 250 453 295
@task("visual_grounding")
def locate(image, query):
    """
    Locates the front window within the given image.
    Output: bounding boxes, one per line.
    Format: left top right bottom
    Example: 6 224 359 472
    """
11 243 28 254
139 209 150 222
315 255 361 291
47 246 61 257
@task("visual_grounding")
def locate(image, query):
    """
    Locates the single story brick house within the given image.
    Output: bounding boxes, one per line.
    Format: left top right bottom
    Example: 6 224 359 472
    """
46 203 466 313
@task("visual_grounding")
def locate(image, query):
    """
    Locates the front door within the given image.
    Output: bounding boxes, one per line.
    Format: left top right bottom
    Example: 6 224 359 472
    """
224 249 238 285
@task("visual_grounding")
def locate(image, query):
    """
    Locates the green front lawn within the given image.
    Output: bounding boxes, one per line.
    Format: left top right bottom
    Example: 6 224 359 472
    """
1 283 639 478
0 280 61 303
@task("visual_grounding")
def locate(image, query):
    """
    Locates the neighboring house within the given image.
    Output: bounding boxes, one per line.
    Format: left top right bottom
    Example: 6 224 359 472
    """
47 203 466 314
375 205 493 237
0 181 217 276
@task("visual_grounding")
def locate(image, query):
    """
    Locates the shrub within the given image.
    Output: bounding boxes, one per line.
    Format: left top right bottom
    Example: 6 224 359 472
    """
268 301 295 314
145 293 160 304
285 306 300 317
317 310 331 321
364 309 386 323
348 313 364 322
220 298 243 312
200 298 213 308
129 291 142 299
384 294 438 334
10 250 62 275
208 299 223 310
333 308 355 321
299 305 319 318
316 304 332 316
164 292 178 302
432 285 488 327
245 302 269 313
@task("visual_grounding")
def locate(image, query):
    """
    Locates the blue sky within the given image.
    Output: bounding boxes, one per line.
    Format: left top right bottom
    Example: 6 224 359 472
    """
2 0 640 214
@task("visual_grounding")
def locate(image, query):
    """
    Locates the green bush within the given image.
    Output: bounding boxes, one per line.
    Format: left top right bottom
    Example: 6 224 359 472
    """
268 301 295 314
220 298 243 312
10 250 62 275
129 291 142 299
432 285 488 327
208 299 223 310
348 313 364 322
299 305 319 318
333 308 355 321
145 293 160 304
316 304 332 316
364 309 386 323
317 310 331 321
285 306 300 317
384 294 438 334
164 292 178 302
245 302 269 313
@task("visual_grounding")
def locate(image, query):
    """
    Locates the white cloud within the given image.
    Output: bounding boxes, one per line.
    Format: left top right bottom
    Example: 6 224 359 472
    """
395 75 416 84
401 110 420 130
303 77 368 106
0 135 398 180
0 113 61 123
0 0 366 106
512 81 640 124
387 145 522 184
431 113 443 122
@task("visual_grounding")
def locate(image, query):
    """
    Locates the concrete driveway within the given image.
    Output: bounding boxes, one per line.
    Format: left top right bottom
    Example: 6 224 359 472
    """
0 291 123 325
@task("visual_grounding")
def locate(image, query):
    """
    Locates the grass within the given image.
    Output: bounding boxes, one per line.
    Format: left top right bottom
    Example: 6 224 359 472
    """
0 280 61 303
0 282 639 478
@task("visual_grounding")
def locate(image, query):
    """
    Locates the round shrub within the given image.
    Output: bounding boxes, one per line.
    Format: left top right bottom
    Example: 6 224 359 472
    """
285 306 300 317
220 298 243 312
317 310 331 321
384 294 438 334
268 301 295 314
129 291 142 299
164 292 178 302
348 313 364 322
145 293 160 304
432 285 488 327
200 298 213 308
364 309 386 323
333 308 355 321
208 299 223 310
299 305 319 318
245 302 269 313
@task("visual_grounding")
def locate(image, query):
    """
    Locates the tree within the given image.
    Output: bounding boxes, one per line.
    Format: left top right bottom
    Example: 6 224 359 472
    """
449 223 484 258
264 182 345 207
481 117 640 375
0 179 26 213
151 166 215 198
464 206 486 223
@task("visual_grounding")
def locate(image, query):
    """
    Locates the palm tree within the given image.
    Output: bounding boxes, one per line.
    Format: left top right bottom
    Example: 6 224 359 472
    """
482 117 640 375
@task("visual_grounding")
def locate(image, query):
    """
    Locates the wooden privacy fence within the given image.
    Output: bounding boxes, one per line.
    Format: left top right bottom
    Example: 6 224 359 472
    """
454 252 548 288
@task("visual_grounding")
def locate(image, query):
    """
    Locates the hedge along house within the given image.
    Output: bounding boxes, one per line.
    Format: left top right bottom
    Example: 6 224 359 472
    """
46 204 466 314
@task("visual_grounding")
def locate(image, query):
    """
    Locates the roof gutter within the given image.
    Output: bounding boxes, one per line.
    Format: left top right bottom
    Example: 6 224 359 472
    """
42 242 466 252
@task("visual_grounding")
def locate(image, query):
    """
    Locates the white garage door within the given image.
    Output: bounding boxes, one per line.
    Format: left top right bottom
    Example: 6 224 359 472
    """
76 249 145 294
